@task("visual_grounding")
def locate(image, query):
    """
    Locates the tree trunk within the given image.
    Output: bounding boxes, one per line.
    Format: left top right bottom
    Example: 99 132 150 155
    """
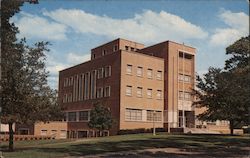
8 122 14 151
229 120 234 135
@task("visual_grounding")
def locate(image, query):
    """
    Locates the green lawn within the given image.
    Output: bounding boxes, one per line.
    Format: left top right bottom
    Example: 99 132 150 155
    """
1 133 249 158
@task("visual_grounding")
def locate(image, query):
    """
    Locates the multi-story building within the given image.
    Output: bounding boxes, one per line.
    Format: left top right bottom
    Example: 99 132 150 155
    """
58 38 196 137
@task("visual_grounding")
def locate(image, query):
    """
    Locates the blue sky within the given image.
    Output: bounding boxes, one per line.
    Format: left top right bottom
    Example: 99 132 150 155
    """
12 0 249 89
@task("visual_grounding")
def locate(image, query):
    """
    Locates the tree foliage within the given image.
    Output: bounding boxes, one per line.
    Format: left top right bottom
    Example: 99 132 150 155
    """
194 35 250 135
88 103 113 136
0 0 63 151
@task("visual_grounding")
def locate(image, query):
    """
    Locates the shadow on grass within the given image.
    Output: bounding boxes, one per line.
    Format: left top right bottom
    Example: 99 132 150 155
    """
2 134 249 157
36 134 249 157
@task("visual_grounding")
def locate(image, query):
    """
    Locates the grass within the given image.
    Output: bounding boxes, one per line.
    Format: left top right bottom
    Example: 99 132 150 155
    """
1 133 249 158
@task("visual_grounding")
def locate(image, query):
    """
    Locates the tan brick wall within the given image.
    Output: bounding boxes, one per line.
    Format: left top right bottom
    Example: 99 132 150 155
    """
34 122 67 139
120 51 164 129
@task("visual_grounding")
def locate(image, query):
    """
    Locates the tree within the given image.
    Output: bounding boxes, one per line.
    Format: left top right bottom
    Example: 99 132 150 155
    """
194 36 250 135
225 36 250 70
88 103 113 137
1 0 63 151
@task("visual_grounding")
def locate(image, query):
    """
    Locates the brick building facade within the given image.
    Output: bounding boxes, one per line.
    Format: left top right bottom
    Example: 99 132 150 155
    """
58 38 196 137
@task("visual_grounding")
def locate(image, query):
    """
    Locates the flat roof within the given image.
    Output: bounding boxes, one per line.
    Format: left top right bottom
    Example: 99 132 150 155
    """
91 38 144 50
60 49 164 73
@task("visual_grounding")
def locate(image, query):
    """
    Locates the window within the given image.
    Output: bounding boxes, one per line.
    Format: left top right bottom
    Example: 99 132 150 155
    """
137 87 143 97
155 111 162 121
69 77 73 86
104 86 111 97
147 88 152 98
97 68 104 79
126 85 132 96
102 50 106 56
60 130 67 138
84 72 90 100
113 45 118 52
41 130 47 136
104 66 111 77
156 70 162 80
179 74 191 83
91 70 97 99
68 112 76 122
147 69 153 79
68 93 72 102
184 75 191 82
147 110 153 121
179 52 192 59
92 54 96 59
125 109 142 121
79 111 89 121
179 91 191 100
64 78 68 87
97 87 103 98
157 90 162 100
126 64 132 75
137 66 143 77
131 47 135 51
125 46 129 51
51 130 57 135
147 111 162 121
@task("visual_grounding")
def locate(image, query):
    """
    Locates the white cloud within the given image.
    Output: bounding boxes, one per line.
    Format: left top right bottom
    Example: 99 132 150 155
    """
46 52 90 89
67 53 91 65
43 9 208 44
12 12 67 40
210 10 249 46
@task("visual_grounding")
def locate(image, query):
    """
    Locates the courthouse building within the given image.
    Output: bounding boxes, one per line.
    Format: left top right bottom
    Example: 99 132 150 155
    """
58 38 196 137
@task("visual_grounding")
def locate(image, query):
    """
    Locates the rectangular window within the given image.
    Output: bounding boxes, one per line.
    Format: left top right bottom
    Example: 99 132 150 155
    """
137 87 142 97
79 111 89 121
156 70 163 80
147 111 162 121
157 90 162 100
41 130 47 136
179 52 192 59
126 85 132 96
147 88 152 98
60 130 67 138
131 47 135 51
64 78 68 87
102 49 106 56
68 112 76 122
104 66 111 77
113 45 118 52
178 74 184 81
104 86 111 97
147 68 153 79
84 72 90 100
155 111 162 121
90 70 97 99
126 64 132 75
179 74 191 83
125 108 142 121
97 68 104 79
125 46 129 51
51 130 57 135
179 91 191 100
184 75 191 82
96 87 103 98
137 66 143 77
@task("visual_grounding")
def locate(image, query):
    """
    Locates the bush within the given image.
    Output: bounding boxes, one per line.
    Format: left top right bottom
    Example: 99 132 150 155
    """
118 128 166 135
